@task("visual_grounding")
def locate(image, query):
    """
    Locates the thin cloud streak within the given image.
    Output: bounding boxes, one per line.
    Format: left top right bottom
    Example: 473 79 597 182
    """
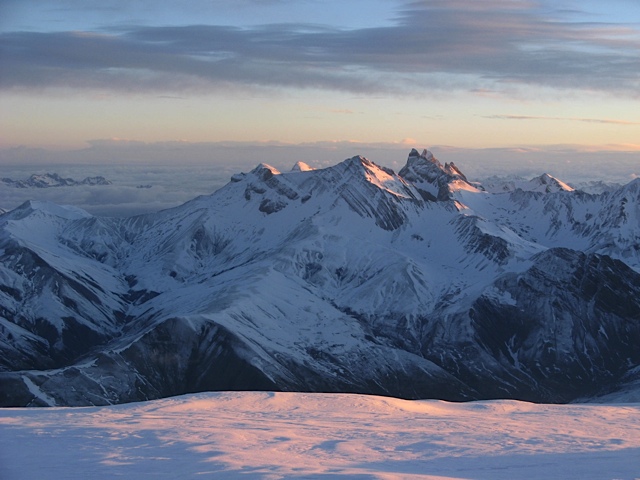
1 1 640 97
485 114 640 125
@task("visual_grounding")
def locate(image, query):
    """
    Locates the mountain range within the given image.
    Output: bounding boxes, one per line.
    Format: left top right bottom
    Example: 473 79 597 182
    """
1 172 111 188
1 148 639 406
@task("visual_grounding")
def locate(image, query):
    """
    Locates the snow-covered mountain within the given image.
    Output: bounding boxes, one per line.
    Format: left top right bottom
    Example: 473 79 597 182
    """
479 173 574 193
571 180 624 194
1 148 639 406
479 175 628 195
1 172 111 188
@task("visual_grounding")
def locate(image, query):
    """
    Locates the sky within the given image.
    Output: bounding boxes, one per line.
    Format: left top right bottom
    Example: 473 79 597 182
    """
1 0 640 211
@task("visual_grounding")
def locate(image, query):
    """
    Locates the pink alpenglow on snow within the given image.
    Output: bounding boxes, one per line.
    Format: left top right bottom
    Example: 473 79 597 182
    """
1 391 639 480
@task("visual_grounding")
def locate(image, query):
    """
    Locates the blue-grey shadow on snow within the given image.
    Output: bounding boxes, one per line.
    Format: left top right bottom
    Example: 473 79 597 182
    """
353 447 640 480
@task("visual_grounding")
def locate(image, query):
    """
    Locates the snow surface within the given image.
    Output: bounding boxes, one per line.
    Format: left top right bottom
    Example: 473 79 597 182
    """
1 392 639 480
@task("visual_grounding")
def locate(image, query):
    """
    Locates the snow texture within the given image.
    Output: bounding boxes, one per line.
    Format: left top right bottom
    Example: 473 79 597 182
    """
1 392 639 480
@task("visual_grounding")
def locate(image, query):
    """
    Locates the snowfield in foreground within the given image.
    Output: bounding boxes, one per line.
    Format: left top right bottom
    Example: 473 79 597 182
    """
1 392 639 480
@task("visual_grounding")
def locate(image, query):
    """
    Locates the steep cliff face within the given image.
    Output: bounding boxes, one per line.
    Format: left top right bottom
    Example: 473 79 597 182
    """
1 150 639 406
466 248 640 401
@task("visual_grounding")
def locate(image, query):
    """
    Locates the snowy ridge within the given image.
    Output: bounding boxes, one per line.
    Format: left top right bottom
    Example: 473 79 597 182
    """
1 149 639 406
480 173 574 194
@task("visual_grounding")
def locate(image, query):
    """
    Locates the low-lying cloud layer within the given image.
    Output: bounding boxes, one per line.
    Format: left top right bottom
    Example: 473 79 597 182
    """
1 141 638 217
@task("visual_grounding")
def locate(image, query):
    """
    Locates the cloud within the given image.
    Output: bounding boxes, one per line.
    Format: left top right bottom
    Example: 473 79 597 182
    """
485 114 640 125
1 139 638 211
1 141 638 216
330 109 357 114
0 163 240 216
430 143 640 184
1 1 639 97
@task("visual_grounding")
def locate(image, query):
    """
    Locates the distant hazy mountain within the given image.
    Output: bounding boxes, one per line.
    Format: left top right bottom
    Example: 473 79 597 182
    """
478 173 574 193
1 172 111 188
478 175 625 195
1 148 639 406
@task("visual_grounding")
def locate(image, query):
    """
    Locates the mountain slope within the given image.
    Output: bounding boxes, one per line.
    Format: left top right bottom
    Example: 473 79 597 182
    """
1 149 639 406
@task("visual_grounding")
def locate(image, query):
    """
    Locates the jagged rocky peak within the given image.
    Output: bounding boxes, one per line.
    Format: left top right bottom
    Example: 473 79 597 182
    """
407 148 437 167
402 148 467 180
402 149 439 178
342 155 375 169
240 155 405 218
291 161 314 172
399 148 473 201
408 148 435 162
242 162 300 214
250 163 282 180
443 162 467 181
530 173 574 193
316 155 397 185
